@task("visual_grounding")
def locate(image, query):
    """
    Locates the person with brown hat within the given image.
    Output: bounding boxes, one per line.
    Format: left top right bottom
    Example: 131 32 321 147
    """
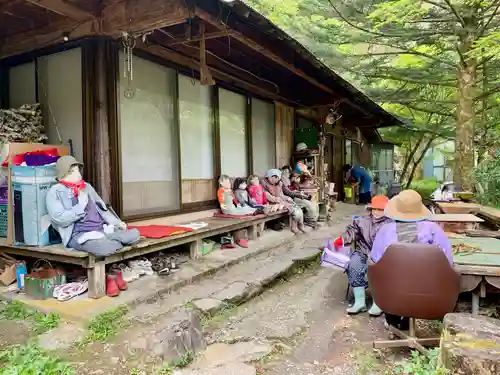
370 189 453 329
333 195 391 315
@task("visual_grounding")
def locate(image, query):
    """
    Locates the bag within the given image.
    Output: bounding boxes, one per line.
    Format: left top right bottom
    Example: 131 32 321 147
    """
320 238 350 270
24 260 66 300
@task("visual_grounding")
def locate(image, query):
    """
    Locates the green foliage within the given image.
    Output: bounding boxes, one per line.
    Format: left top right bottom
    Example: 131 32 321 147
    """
0 343 74 375
157 352 194 374
0 301 60 334
409 178 440 199
82 305 128 344
392 348 448 375
475 151 500 208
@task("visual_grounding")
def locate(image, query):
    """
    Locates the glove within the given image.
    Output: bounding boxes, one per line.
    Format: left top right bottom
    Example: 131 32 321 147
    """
333 236 343 249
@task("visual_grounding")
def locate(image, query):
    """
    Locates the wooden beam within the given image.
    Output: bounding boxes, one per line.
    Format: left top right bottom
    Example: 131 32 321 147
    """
136 40 296 106
102 0 189 35
163 30 234 47
24 0 96 21
0 20 96 59
194 8 338 97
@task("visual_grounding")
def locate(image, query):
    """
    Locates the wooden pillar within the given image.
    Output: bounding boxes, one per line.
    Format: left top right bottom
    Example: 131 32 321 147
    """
83 38 118 207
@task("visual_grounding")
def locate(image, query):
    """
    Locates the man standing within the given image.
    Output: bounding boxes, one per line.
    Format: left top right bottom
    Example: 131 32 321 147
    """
343 164 373 204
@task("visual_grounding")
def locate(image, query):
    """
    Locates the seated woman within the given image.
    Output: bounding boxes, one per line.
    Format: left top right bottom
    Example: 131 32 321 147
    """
371 189 453 330
333 195 391 316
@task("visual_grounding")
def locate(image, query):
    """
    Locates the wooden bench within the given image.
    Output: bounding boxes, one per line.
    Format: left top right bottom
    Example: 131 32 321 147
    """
0 211 288 298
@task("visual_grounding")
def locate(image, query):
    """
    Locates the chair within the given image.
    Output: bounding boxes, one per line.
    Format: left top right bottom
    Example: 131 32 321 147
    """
368 243 460 353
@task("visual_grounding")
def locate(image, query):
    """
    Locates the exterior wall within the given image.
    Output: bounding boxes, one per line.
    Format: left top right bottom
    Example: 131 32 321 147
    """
275 102 295 168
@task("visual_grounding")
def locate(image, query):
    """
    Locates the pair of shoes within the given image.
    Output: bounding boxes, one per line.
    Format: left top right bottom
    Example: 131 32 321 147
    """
129 259 154 276
151 254 180 276
111 264 139 283
106 271 128 297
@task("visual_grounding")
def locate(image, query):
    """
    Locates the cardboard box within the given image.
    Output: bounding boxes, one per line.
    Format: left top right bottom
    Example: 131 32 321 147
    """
0 253 16 286
3 143 70 245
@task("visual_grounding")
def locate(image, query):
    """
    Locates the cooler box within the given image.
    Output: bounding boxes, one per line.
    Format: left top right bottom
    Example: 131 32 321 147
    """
11 165 61 246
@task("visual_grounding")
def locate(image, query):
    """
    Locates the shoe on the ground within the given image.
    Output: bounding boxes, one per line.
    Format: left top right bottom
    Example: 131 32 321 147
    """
106 275 120 297
112 271 128 291
346 287 367 315
237 239 248 248
138 258 154 276
368 302 383 317
117 263 138 282
128 260 146 276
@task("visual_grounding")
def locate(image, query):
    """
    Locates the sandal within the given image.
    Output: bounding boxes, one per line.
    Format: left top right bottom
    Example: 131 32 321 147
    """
168 257 180 272
158 266 171 276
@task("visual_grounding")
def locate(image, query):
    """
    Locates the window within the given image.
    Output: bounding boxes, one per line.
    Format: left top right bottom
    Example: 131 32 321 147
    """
37 48 84 162
9 62 36 108
179 75 214 179
118 53 179 216
345 139 360 166
219 88 248 177
251 98 275 174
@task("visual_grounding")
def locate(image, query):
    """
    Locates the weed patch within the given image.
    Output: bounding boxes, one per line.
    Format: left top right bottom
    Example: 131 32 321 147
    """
200 302 237 329
0 343 74 375
81 305 128 344
0 300 60 334
157 352 194 374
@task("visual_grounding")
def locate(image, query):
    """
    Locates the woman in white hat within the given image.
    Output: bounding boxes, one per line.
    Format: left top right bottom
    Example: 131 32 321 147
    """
370 189 453 330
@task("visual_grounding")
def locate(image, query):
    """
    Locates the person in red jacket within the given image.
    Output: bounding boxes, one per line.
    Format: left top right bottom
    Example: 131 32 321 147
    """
333 195 391 316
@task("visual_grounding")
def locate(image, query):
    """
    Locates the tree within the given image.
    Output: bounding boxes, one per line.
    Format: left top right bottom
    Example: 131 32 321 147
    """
249 0 500 189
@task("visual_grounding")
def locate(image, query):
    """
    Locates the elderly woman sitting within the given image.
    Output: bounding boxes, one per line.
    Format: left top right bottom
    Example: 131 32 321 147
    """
371 189 453 330
262 169 305 234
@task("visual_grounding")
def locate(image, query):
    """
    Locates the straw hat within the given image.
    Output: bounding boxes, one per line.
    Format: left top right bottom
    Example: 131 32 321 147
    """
384 189 431 222
367 195 389 210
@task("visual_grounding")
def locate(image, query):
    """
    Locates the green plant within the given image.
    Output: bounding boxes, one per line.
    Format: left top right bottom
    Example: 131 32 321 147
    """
392 348 448 375
82 305 128 344
0 343 74 375
157 352 194 374
0 300 60 334
409 178 440 199
475 151 500 209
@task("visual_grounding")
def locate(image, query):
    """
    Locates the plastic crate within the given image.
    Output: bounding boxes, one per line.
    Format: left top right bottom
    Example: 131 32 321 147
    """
0 199 7 237
11 165 60 246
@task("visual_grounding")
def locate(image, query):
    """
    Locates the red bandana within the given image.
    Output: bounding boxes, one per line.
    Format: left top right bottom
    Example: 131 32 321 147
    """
59 180 86 196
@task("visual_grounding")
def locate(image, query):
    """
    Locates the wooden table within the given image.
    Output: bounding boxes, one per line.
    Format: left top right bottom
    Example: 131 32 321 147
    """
435 202 480 215
450 237 500 315
430 214 484 232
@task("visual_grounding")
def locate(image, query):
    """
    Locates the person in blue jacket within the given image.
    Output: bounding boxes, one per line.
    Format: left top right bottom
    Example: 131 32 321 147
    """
343 164 373 204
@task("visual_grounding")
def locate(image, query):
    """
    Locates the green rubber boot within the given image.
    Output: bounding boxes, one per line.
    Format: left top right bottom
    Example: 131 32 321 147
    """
346 287 367 315
368 301 383 317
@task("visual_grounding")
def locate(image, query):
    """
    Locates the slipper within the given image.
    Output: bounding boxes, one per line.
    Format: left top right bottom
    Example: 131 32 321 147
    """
158 266 171 276
53 280 88 301
237 239 248 248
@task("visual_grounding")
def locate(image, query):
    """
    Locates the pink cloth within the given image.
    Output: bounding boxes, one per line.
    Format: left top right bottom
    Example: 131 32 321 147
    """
248 185 267 205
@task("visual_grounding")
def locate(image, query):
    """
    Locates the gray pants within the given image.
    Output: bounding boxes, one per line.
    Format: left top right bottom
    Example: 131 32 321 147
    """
294 198 319 222
221 205 257 216
69 229 141 257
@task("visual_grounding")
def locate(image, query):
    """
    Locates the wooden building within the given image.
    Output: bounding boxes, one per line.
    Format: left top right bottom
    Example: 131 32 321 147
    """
0 0 401 221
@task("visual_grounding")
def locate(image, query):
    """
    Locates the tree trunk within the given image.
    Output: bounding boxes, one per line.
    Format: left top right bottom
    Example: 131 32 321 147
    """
405 136 433 188
440 313 500 374
400 134 425 184
454 15 477 190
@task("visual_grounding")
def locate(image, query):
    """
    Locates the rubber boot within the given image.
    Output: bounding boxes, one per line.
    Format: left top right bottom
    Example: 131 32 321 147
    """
368 301 383 317
346 287 367 315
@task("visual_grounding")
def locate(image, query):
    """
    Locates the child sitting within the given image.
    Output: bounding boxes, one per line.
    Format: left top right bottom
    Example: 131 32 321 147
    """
247 174 281 213
217 175 257 216
234 177 269 213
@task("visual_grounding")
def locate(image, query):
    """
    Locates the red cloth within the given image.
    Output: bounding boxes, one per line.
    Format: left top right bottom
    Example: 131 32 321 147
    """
59 180 86 196
129 225 193 239
248 185 267 205
2 148 59 167
333 236 343 249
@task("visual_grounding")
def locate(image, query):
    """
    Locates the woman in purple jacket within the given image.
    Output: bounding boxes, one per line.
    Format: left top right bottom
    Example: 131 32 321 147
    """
371 189 453 330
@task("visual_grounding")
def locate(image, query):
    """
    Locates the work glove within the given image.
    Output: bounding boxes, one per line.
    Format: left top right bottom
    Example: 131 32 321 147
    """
333 236 343 249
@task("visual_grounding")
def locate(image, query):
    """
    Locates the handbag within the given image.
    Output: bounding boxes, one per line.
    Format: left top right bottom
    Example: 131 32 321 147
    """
320 238 351 270
24 260 66 300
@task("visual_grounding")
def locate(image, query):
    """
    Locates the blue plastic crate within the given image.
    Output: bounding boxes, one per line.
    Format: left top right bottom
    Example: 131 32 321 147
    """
11 165 60 246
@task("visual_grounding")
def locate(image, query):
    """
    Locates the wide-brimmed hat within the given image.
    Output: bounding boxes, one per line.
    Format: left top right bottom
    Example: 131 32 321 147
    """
367 195 389 210
56 155 83 180
384 189 431 222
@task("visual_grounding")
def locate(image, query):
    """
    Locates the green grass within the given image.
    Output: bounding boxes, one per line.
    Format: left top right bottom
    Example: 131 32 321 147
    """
0 300 60 334
409 178 440 199
200 302 238 329
157 352 194 374
0 343 74 375
81 305 129 344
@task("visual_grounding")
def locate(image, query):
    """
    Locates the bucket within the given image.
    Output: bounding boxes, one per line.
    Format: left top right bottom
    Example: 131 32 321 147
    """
344 187 353 199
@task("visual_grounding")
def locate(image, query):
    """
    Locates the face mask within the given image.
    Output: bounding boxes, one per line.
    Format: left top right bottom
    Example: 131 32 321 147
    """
63 166 83 183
